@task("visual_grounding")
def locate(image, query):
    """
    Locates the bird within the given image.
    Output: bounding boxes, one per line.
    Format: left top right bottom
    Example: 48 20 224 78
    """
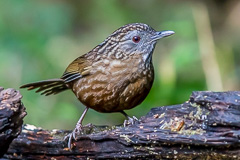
20 23 174 149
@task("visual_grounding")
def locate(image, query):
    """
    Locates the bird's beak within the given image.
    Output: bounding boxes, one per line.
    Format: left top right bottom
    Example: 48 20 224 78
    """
151 30 175 41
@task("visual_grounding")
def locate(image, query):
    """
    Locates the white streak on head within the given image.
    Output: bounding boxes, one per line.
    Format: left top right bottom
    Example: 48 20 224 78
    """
142 53 149 62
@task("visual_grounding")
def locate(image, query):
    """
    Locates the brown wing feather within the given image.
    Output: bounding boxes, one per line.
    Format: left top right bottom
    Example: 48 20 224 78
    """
61 56 92 83
21 56 93 96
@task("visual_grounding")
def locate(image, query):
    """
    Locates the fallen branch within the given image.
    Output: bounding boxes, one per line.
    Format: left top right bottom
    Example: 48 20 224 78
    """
1 89 240 159
0 87 26 157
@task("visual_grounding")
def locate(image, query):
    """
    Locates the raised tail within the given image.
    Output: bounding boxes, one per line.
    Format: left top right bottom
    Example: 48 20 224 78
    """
20 78 69 96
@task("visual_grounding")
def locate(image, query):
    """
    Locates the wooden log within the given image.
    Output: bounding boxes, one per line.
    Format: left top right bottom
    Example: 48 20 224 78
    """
2 90 240 159
0 87 27 157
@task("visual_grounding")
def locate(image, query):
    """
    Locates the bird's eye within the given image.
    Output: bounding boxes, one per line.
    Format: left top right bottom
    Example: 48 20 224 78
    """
132 36 141 43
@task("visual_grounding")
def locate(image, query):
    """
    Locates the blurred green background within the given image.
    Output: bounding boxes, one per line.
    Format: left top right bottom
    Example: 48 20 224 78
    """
0 0 240 130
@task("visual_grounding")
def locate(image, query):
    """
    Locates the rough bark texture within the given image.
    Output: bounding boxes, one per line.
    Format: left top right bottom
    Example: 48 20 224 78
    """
1 91 239 159
0 87 27 157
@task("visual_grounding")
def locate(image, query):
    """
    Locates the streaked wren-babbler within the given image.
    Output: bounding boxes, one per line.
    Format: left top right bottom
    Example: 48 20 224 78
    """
21 23 175 148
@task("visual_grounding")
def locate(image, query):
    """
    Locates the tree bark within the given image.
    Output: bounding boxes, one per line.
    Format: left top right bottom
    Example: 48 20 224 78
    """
0 87 27 157
1 88 240 159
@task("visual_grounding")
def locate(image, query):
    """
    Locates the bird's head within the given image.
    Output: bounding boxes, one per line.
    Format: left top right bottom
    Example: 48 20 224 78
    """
97 23 174 61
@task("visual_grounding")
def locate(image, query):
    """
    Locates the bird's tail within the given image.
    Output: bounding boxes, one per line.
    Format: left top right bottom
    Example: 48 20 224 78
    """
20 79 68 96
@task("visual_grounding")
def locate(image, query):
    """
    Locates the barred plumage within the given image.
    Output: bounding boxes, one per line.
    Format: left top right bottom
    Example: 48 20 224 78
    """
20 23 174 149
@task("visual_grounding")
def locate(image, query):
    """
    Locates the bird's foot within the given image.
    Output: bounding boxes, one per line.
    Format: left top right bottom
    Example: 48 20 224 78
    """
64 123 83 149
123 116 139 127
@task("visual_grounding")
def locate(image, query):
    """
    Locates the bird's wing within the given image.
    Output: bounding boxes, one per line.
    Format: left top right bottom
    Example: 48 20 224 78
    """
61 56 92 83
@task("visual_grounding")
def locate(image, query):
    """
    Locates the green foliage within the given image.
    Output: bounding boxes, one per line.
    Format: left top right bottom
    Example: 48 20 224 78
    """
0 0 239 129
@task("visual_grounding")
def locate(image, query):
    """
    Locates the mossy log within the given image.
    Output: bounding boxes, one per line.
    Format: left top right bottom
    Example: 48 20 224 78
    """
1 88 240 159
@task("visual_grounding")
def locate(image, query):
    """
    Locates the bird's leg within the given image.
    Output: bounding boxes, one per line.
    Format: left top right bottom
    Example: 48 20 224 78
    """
121 111 139 127
64 107 89 149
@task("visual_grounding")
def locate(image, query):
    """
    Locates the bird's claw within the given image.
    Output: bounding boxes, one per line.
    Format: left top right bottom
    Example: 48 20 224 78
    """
64 124 83 149
123 116 139 127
